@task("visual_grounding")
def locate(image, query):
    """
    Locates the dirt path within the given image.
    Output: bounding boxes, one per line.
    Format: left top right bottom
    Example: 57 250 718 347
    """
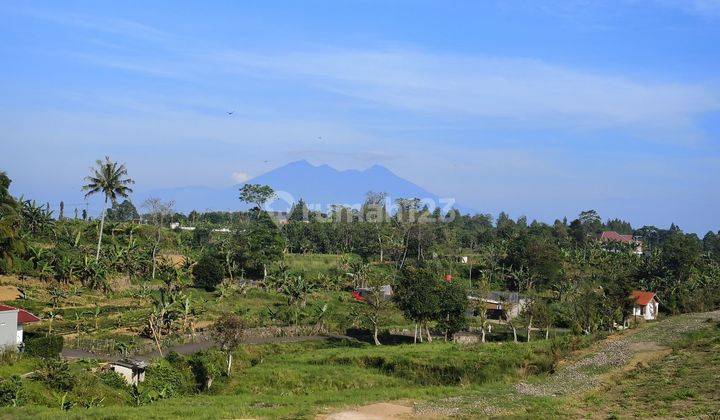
330 310 720 419
321 402 414 420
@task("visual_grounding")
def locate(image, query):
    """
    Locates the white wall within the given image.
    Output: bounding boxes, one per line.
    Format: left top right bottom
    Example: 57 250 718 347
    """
0 310 18 349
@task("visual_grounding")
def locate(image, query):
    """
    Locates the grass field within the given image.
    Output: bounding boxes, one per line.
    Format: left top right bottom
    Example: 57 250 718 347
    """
0 332 579 419
568 320 720 418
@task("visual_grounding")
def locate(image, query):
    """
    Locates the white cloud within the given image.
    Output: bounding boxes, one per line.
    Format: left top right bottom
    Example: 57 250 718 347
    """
231 171 250 183
205 49 720 137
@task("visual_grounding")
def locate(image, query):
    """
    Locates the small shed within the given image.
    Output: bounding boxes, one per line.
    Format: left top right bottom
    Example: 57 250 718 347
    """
0 304 40 350
109 359 147 385
356 285 394 301
631 291 660 321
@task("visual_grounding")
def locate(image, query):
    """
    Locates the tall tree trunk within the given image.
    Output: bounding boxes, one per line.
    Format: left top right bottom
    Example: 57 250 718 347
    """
398 229 410 270
149 316 163 357
545 326 550 340
226 352 233 376
425 323 433 342
373 323 380 346
95 199 107 262
527 315 533 342
414 323 418 344
151 241 158 279
481 327 486 343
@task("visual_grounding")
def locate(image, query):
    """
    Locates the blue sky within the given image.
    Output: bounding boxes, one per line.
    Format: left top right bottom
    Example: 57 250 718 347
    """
1 1 719 233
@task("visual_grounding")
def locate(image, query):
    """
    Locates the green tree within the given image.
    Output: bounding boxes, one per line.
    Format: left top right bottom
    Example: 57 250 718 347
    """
435 279 468 340
210 313 245 376
288 198 310 222
395 266 441 343
106 199 140 222
193 253 225 291
355 272 393 345
0 171 24 270
142 198 174 279
239 184 275 212
234 210 284 280
82 157 135 261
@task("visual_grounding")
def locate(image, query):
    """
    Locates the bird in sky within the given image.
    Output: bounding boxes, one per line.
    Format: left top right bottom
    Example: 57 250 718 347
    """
227 111 234 115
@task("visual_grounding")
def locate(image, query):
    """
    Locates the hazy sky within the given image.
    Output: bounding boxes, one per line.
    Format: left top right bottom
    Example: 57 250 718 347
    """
2 1 720 233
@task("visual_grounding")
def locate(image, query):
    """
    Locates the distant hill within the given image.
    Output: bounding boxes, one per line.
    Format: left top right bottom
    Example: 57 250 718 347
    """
137 160 452 214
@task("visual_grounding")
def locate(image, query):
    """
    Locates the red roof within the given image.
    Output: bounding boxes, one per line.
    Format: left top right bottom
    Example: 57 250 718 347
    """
599 231 635 244
631 291 657 306
0 304 40 324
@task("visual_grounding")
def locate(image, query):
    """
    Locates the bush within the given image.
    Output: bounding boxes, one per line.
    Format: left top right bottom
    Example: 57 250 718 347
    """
140 360 193 399
193 253 225 291
24 334 64 358
34 359 76 391
0 375 24 407
98 369 127 389
188 351 224 391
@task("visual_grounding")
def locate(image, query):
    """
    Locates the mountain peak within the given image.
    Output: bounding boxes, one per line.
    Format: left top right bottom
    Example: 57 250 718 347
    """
141 160 447 213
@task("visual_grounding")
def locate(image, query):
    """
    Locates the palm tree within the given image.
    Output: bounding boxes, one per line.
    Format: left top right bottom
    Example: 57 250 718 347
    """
82 157 134 262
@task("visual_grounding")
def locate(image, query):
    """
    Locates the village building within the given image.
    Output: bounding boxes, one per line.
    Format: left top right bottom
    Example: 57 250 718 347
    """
631 291 660 321
468 291 529 320
598 231 643 255
0 304 40 350
355 284 394 301
109 359 148 385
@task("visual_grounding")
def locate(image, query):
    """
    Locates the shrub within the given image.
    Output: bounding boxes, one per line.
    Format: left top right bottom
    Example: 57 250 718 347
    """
34 359 76 391
193 253 224 291
98 369 127 389
140 360 192 399
0 348 21 365
0 375 24 407
188 351 224 391
24 333 64 358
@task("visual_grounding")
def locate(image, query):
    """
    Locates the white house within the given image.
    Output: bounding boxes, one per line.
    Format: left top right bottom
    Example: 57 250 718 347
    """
0 304 40 349
631 291 660 321
109 359 147 385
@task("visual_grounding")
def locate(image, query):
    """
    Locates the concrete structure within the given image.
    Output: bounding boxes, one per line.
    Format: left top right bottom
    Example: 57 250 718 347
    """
468 291 529 320
0 304 40 350
109 359 147 385
356 285 394 301
631 291 660 321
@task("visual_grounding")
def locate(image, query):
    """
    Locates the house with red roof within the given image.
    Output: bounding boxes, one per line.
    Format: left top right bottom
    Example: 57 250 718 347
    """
631 291 660 321
0 304 40 349
598 231 643 255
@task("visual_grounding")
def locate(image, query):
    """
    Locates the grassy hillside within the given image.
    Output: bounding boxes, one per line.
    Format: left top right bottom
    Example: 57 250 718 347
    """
0 335 584 419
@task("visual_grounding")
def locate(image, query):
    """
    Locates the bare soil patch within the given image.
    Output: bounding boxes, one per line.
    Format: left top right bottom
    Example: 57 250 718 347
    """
0 285 21 301
322 402 414 420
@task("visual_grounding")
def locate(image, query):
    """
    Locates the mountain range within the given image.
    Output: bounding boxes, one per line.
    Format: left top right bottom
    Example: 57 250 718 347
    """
137 160 453 214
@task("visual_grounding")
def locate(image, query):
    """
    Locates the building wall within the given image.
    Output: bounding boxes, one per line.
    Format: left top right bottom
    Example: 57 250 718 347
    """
110 364 145 385
0 310 19 349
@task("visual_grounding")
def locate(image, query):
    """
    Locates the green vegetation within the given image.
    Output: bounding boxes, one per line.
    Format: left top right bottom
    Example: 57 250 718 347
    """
1 162 719 417
570 321 720 418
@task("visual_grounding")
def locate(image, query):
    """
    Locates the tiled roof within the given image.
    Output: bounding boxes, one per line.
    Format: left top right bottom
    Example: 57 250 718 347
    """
599 231 635 243
0 304 41 323
631 291 657 306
